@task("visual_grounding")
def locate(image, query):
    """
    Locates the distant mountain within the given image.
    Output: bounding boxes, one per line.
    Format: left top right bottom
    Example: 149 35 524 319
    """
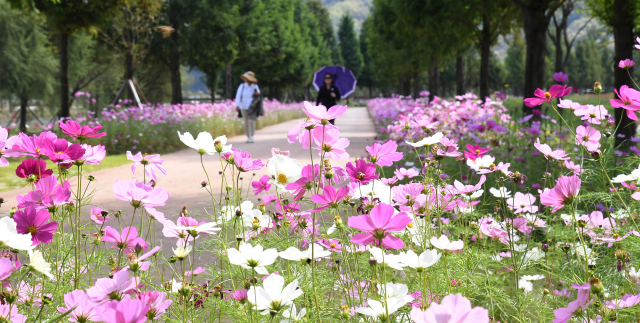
321 0 372 32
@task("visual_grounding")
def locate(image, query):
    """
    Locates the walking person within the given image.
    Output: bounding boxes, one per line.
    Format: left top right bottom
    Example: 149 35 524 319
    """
235 71 260 143
316 73 341 125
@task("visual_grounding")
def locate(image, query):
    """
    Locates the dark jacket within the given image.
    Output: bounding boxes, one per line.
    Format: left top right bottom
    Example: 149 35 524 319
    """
316 85 341 108
247 94 264 120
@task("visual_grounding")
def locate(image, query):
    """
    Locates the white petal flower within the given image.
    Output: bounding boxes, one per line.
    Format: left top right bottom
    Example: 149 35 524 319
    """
349 180 392 204
489 187 512 199
377 282 413 305
518 278 533 293
430 235 464 252
355 298 407 319
173 245 192 259
467 155 495 172
173 222 220 235
177 131 216 155
28 250 53 279
281 303 306 323
267 155 303 190
369 247 406 270
400 249 441 270
242 211 274 230
248 274 303 315
0 217 34 251
521 274 544 281
227 243 278 275
405 132 444 147
278 244 331 263
212 135 233 154
221 201 259 223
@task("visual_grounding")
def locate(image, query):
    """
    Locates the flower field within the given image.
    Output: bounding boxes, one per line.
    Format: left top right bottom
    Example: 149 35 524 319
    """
2 78 640 323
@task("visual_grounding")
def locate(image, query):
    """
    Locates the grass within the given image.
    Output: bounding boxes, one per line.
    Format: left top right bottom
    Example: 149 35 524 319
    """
0 154 130 192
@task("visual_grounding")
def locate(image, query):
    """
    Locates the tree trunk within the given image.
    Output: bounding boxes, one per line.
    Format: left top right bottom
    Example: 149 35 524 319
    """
480 13 491 102
412 74 420 98
613 0 636 147
169 4 182 105
368 86 372 98
397 76 404 96
59 32 70 118
19 94 28 133
225 63 233 99
553 21 564 73
428 62 440 101
456 55 466 95
521 2 550 115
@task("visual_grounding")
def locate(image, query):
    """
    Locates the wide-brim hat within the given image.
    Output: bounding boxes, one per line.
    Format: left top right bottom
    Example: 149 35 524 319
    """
240 71 258 83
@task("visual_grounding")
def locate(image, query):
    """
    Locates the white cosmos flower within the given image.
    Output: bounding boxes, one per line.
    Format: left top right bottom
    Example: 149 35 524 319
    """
28 250 53 279
369 247 406 270
518 278 533 293
241 211 274 230
521 274 544 281
430 235 464 252
489 187 512 199
278 244 331 263
461 189 484 201
248 274 303 315
220 201 261 223
281 303 306 323
212 135 232 154
173 245 192 259
467 155 495 172
377 282 413 304
611 209 629 220
173 222 220 235
267 155 303 190
560 213 573 224
350 180 392 204
171 278 181 294
227 243 278 275
355 298 407 319
612 166 640 183
0 217 35 251
405 132 444 147
177 131 216 155
400 249 441 270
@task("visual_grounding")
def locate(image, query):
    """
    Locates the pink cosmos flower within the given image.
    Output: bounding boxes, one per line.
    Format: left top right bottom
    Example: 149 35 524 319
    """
17 175 71 211
524 84 572 107
286 164 320 201
410 293 489 323
16 159 53 182
610 85 640 121
87 270 137 305
312 127 350 160
232 150 264 172
43 138 85 163
606 293 640 309
392 183 424 206
452 175 486 195
534 138 569 161
60 120 106 141
0 257 15 281
271 147 290 157
409 116 438 131
394 167 419 180
252 175 271 195
477 162 511 175
126 151 167 181
637 37 640 50
574 104 607 124
103 226 146 253
346 159 379 185
0 128 21 167
287 119 337 149
558 99 583 112
381 176 399 186
310 185 350 212
575 125 601 152
13 131 57 158
619 59 635 69
13 206 57 245
57 290 98 322
137 291 172 320
90 206 110 224
79 144 106 165
564 160 583 175
506 192 539 214
0 305 26 323
552 288 592 323
540 175 581 213
366 141 403 166
302 101 347 123
348 202 412 249
99 298 150 323
436 137 463 158
232 289 249 303
112 179 168 213
464 144 491 161
553 72 568 83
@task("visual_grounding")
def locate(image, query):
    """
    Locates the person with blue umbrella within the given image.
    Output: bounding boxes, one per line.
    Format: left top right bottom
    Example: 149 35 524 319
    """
316 73 341 125
313 66 357 125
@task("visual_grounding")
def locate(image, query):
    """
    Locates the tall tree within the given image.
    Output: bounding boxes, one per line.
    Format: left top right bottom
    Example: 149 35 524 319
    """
338 12 363 78
359 17 375 98
9 0 121 118
586 0 640 146
307 0 342 65
548 0 593 75
511 0 564 113
505 32 526 96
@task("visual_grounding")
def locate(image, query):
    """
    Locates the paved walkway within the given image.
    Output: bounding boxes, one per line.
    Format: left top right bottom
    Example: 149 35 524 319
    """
1 108 376 218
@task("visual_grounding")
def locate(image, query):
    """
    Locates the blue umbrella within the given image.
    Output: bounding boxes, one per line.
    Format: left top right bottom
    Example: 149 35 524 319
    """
313 66 357 98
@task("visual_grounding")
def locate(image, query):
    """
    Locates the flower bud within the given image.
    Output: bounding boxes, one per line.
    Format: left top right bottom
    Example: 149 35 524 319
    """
87 175 96 182
244 279 252 289
178 283 192 297
589 277 604 295
594 82 602 94
368 258 377 267
604 131 612 138
341 305 350 319
591 150 601 160
168 256 177 264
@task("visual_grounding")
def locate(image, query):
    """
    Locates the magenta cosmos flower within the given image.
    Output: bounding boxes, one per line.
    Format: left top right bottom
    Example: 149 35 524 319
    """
87 270 137 305
17 175 71 211
575 125 601 152
524 84 572 107
286 164 320 201
540 175 580 213
534 138 569 161
57 290 99 323
619 59 635 69
126 151 167 181
552 288 592 323
611 85 640 120
410 293 489 323
252 175 271 195
79 144 106 165
99 298 150 323
232 150 263 172
13 206 58 245
312 127 350 160
90 206 110 224
464 144 491 161
60 120 106 141
346 159 379 184
112 179 168 213
553 71 568 83
302 101 347 124
16 159 53 182
137 291 172 320
310 185 349 212
0 127 21 167
366 141 403 166
43 138 85 163
14 131 57 158
103 226 146 253
348 202 412 249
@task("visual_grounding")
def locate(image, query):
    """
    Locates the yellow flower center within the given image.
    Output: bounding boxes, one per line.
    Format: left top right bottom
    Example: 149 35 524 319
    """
35 148 41 153
589 113 596 118
407 222 414 228
277 174 288 184
475 149 480 154
330 243 336 248
544 92 551 99
27 226 37 234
